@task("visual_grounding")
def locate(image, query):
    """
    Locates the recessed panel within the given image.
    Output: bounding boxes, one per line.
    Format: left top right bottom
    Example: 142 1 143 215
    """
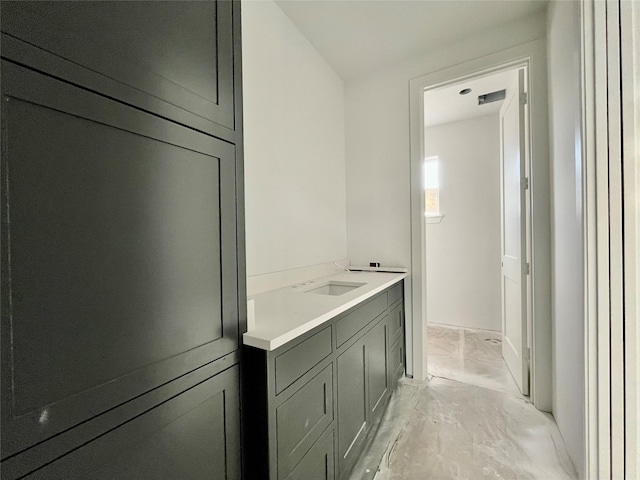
501 96 521 259
6 98 223 415
503 277 521 343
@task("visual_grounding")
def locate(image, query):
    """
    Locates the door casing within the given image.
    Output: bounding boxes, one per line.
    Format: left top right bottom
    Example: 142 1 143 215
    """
408 39 551 412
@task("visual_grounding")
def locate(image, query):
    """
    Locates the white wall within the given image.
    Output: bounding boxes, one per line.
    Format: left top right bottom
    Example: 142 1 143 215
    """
344 10 547 375
424 115 501 332
242 0 347 280
547 1 585 477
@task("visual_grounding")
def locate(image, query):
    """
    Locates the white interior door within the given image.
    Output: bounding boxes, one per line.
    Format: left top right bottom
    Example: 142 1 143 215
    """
500 69 529 395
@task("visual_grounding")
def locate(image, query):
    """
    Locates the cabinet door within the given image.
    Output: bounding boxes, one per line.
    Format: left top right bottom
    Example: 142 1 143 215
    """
367 318 389 423
20 367 241 480
0 61 239 458
1 1 237 138
336 338 367 478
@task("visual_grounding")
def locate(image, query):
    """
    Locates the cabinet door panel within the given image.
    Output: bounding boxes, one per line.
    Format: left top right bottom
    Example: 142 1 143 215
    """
336 338 367 477
367 319 389 421
1 1 235 136
25 367 241 480
1 61 239 457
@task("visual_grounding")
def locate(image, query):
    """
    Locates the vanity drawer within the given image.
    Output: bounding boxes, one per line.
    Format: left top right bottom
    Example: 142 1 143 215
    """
275 326 332 395
336 293 387 348
388 282 403 306
276 365 334 479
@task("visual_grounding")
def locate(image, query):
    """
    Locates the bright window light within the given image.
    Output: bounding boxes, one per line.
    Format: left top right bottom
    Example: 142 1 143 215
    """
424 156 440 216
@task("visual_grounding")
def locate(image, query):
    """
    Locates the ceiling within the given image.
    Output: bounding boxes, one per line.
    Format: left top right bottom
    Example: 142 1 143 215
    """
275 0 547 80
424 68 518 127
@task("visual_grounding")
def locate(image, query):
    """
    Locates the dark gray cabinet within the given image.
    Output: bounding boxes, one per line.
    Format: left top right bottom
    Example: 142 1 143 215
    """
244 281 404 480
1 2 245 478
1 1 241 142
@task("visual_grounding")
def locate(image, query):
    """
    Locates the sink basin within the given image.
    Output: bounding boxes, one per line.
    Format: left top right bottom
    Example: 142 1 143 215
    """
306 281 365 296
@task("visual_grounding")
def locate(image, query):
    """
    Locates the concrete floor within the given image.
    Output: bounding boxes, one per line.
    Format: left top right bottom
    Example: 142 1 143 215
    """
350 324 577 480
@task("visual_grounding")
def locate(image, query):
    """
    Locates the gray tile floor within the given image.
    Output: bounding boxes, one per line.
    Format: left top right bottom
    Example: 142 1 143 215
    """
350 324 577 480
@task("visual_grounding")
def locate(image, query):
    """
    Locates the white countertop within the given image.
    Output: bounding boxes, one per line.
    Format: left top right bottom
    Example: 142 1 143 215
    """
243 271 408 351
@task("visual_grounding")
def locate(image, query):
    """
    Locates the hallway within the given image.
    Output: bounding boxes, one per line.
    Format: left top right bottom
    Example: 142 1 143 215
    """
351 325 577 479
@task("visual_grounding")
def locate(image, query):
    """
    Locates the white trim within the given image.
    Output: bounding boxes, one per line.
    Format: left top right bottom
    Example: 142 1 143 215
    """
581 1 600 477
409 40 551 410
604 2 625 474
620 0 640 477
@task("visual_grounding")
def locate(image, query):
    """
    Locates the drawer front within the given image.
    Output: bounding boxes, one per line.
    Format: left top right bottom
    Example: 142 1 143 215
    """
286 427 335 480
388 282 403 307
275 327 332 395
389 302 404 346
336 293 387 347
277 365 334 479
389 339 405 387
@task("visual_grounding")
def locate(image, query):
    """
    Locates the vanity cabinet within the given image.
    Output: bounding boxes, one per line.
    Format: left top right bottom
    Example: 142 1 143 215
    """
243 281 405 480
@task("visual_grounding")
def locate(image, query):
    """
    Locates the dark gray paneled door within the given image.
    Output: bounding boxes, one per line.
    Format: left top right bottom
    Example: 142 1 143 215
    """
0 60 239 458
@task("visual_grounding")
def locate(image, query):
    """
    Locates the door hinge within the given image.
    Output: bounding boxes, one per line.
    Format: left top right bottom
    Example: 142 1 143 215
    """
524 262 530 275
522 177 529 190
520 92 528 105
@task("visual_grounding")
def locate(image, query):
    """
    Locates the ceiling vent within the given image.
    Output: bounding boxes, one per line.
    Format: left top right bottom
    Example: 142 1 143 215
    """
478 89 506 105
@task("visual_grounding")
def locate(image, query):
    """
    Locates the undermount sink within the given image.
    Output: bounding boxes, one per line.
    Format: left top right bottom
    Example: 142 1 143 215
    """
305 281 366 296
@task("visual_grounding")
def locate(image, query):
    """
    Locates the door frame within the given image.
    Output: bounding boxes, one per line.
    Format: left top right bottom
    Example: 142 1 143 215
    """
408 39 552 412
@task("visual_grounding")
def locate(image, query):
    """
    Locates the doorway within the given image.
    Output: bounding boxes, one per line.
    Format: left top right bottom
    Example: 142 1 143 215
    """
408 39 552 412
421 66 531 395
